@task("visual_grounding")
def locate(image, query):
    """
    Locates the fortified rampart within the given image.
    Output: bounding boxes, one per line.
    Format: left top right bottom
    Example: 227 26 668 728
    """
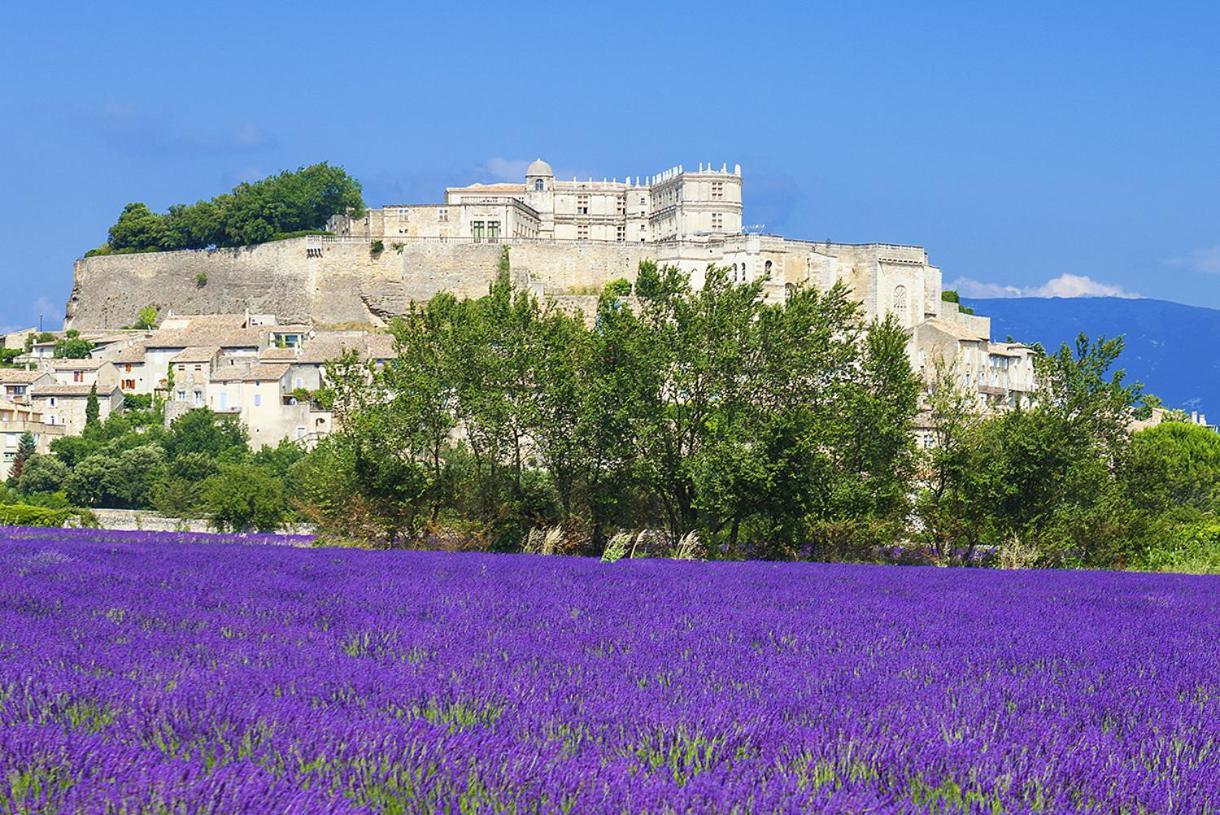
65 233 980 339
65 237 651 329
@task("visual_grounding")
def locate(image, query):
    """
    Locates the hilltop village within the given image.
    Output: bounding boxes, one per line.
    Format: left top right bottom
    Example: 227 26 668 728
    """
4 159 1042 478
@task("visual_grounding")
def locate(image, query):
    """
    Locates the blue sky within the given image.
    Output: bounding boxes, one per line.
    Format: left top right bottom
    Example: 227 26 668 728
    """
2 1 1219 331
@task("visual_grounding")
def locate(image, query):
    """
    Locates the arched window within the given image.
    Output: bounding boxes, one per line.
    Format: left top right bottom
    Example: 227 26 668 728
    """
731 263 738 282
534 178 544 192
893 284 909 323
764 260 773 279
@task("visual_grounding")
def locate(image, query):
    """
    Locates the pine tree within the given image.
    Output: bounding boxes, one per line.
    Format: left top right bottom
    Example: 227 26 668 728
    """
11 432 36 482
85 383 100 428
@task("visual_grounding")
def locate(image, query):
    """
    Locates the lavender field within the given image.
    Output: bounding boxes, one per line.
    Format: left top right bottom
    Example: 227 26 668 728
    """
1 527 1217 814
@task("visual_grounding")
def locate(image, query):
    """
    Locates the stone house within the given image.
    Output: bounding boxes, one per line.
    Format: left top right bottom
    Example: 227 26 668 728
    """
48 359 119 390
0 369 54 405
28 383 123 435
0 399 65 480
168 347 220 408
205 361 330 448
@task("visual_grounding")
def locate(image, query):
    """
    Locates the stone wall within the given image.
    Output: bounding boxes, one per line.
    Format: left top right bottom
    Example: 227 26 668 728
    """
90 507 316 536
66 238 652 330
65 235 953 337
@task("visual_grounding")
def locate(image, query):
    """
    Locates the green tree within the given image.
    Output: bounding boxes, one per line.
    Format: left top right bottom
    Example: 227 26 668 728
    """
132 305 159 330
107 202 165 251
201 463 288 532
85 384 100 428
163 409 247 461
53 330 92 359
64 455 113 507
10 432 37 482
95 164 364 253
16 455 69 495
1126 421 1220 516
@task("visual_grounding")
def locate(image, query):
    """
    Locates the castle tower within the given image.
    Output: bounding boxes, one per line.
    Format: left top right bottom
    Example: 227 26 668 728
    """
524 158 555 239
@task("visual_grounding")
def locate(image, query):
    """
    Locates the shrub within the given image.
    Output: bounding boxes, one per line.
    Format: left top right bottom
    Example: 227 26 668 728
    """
195 272 208 288
0 504 97 528
370 239 385 255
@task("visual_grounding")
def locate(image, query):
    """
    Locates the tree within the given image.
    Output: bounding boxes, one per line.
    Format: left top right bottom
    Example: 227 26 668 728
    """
94 163 365 254
85 384 100 428
64 455 112 506
109 446 166 508
108 203 165 251
1126 422 1220 516
9 432 38 483
53 330 92 359
16 455 68 495
132 306 159 331
163 409 247 461
201 464 288 532
921 334 1144 568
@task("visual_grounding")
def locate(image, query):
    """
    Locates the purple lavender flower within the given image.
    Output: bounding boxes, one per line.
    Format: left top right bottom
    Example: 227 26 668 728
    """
0 527 1216 812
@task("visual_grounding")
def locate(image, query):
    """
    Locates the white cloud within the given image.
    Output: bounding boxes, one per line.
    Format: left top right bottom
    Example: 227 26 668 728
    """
949 273 1140 300
1166 245 1220 275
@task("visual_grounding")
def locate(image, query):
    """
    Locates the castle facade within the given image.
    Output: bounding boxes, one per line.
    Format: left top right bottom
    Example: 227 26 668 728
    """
327 158 988 338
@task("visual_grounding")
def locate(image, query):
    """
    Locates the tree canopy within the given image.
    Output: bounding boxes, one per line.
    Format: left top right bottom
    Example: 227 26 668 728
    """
89 163 364 255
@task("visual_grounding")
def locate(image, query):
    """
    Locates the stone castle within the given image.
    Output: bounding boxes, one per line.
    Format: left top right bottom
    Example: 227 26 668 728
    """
65 158 990 342
7 157 1040 463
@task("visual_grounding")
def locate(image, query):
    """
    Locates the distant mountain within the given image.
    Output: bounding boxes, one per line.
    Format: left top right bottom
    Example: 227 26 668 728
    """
962 297 1220 414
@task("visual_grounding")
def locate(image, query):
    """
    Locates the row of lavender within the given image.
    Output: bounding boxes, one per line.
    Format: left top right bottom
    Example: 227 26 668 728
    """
1 528 1217 813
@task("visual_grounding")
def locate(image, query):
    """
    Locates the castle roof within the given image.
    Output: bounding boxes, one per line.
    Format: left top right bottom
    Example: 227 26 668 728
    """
526 158 553 177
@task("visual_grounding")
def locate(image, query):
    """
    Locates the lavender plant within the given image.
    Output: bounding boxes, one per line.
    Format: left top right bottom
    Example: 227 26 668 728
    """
1 526 1217 813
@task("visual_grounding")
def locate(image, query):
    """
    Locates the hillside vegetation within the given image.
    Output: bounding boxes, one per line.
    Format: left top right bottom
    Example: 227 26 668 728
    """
86 163 363 256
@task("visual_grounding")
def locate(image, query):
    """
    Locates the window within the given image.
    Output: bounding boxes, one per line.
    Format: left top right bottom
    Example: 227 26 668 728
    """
296 426 306 439
73 370 83 383
438 208 448 222
711 181 724 200
577 224 589 240
49 397 57 408
577 195 589 215
124 364 132 373
193 390 203 406
121 379 135 390
487 221 500 242
764 260 773 278
254 393 262 407
616 225 625 242
712 213 723 230
893 285 909 323
534 179 544 192
616 196 626 216
472 221 485 241
194 364 201 372
176 390 185 401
